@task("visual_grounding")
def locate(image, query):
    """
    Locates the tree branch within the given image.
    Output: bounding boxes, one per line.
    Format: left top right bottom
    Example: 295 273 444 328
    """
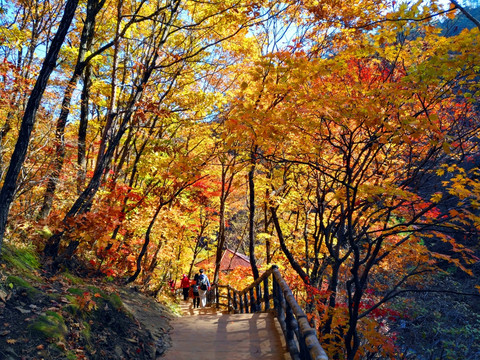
449 0 480 30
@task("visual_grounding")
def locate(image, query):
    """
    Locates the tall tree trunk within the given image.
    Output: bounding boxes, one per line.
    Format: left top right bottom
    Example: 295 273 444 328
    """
0 0 79 255
38 0 104 219
264 167 273 264
102 119 163 259
147 234 165 274
94 0 122 177
322 262 340 336
126 177 200 283
127 203 161 284
264 193 271 264
188 236 203 279
213 151 238 284
214 163 227 285
270 206 309 283
0 112 15 180
248 147 260 280
57 0 180 223
44 50 161 260
77 62 92 194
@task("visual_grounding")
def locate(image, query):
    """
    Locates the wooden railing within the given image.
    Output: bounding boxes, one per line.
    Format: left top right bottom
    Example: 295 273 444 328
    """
210 265 328 360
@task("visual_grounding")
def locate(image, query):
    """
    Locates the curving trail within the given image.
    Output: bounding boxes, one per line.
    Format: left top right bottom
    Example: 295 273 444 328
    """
161 301 291 360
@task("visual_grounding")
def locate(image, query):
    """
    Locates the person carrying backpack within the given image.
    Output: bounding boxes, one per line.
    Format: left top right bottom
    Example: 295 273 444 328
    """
197 269 210 308
190 281 200 308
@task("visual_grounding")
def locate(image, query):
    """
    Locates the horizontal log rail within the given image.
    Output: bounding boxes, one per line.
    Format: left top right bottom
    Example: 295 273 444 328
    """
210 265 328 360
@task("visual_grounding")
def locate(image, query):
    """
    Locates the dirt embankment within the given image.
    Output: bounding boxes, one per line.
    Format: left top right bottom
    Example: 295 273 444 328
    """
117 287 175 357
0 274 176 360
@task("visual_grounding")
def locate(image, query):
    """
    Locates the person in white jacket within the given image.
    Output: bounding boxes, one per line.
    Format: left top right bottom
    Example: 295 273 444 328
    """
196 269 210 308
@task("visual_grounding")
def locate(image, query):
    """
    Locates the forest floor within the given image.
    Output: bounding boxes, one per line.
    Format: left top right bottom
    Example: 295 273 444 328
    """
0 245 177 360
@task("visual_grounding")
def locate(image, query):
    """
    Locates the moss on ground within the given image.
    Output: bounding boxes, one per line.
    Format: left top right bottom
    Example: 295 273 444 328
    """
67 287 84 296
29 310 68 341
6 275 41 299
1 243 40 280
62 270 85 285
108 292 123 309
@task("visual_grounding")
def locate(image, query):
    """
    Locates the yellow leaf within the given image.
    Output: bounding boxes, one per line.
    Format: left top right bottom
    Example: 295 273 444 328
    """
442 141 451 154
449 209 459 217
447 3 457 19
430 192 442 203
447 11 456 19
6 339 17 344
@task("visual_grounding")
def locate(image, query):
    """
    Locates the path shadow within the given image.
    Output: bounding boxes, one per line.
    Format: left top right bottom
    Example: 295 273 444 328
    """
178 301 219 316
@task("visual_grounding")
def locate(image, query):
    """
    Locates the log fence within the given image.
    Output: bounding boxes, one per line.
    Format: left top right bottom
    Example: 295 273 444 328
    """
209 265 328 360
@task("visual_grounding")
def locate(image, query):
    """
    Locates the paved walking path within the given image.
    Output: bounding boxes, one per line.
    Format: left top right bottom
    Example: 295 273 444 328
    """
161 301 291 360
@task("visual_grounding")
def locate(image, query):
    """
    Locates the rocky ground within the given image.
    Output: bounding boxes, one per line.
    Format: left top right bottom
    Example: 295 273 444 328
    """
0 249 176 360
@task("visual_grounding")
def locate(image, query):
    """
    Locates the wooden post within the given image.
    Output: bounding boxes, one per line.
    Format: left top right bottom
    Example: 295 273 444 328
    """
297 316 312 360
233 291 238 313
244 292 249 313
239 291 244 313
264 276 270 311
249 287 255 313
273 274 279 314
285 298 300 359
255 284 262 312
227 287 231 311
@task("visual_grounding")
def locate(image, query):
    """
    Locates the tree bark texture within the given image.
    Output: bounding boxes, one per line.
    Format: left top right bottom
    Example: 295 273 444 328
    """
38 0 104 218
0 0 79 254
248 149 260 280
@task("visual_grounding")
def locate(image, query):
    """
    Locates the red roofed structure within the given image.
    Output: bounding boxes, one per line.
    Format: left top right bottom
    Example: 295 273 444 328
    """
195 248 251 272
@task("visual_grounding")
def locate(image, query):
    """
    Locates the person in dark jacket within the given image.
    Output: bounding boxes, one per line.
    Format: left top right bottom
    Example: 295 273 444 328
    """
191 282 200 308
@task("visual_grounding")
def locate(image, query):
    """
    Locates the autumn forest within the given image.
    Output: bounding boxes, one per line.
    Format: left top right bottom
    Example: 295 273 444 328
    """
0 0 479 358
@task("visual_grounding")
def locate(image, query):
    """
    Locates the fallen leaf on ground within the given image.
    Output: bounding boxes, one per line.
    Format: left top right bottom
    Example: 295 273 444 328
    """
15 306 31 314
0 289 8 302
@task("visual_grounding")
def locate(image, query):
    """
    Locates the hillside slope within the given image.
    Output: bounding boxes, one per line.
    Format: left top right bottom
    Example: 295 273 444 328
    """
0 244 174 360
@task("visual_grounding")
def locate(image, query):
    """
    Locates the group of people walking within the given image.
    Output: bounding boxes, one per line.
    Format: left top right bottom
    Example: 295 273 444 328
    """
180 269 211 308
